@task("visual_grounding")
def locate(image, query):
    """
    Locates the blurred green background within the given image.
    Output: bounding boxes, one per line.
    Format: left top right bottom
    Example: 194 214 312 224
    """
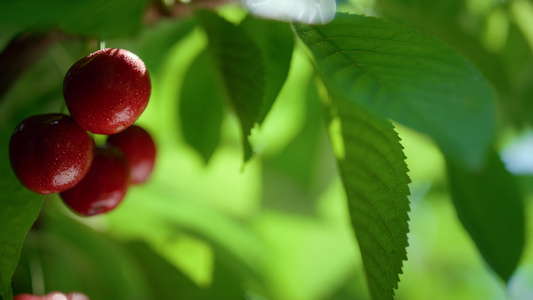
2 0 533 299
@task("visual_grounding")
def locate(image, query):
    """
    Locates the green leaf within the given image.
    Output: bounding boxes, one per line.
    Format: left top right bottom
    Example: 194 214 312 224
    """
126 241 246 299
376 0 463 18
179 50 226 164
374 0 513 96
0 0 150 38
135 17 197 73
295 13 495 170
27 210 152 299
0 131 44 300
380 0 533 129
332 101 411 300
262 80 336 214
124 241 200 299
446 151 525 282
239 15 294 124
105 182 270 295
195 10 265 162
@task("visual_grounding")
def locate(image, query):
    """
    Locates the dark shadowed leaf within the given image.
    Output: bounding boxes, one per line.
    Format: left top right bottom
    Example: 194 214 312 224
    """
0 0 151 38
239 15 294 124
295 13 495 171
446 151 524 282
179 50 225 164
332 100 410 300
195 10 265 162
136 17 197 73
0 131 44 300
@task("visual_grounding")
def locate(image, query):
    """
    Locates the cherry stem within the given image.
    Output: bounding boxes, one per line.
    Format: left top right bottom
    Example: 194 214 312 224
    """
25 231 46 295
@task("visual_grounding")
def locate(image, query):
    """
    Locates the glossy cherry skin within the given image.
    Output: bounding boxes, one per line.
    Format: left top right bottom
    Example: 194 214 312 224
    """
14 292 89 300
60 147 130 216
63 48 151 135
106 125 156 184
9 114 94 194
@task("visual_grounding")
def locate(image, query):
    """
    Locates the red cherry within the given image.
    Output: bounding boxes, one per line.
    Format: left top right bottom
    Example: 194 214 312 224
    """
60 147 130 216
9 114 94 194
63 48 151 134
106 125 156 184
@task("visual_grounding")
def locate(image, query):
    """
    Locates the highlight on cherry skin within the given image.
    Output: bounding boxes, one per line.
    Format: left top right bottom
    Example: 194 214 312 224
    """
106 124 156 184
8 114 94 194
60 146 130 216
14 291 89 300
63 48 151 135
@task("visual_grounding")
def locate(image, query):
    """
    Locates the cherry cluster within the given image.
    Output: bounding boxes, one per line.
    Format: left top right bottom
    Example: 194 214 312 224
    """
9 48 156 216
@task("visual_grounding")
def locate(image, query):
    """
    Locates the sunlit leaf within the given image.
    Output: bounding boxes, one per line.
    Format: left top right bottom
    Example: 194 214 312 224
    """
446 151 525 282
179 50 226 164
332 100 410 300
295 13 495 171
239 15 294 124
195 10 265 162
0 0 150 38
0 131 44 300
